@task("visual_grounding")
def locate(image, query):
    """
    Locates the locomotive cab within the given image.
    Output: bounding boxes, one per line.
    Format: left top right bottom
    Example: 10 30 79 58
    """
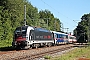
12 26 34 49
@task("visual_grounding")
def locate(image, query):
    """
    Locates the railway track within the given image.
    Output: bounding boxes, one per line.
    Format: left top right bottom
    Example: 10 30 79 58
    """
29 47 73 60
10 45 74 60
0 44 88 60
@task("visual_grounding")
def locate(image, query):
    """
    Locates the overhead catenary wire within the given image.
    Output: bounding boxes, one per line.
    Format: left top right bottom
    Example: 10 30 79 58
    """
40 0 77 32
40 0 74 24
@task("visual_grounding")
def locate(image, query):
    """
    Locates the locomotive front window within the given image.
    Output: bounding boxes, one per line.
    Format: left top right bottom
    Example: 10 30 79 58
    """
22 27 27 34
14 26 28 38
15 27 21 33
15 27 27 34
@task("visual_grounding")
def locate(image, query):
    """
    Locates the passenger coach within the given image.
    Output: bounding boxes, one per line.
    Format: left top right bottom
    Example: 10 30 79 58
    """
68 35 77 43
51 31 69 45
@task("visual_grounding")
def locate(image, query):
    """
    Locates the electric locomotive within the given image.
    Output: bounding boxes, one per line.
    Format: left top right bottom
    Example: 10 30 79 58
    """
12 26 54 49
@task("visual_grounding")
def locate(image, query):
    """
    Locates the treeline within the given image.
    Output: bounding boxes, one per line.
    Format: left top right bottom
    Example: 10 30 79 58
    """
74 13 90 43
0 0 61 43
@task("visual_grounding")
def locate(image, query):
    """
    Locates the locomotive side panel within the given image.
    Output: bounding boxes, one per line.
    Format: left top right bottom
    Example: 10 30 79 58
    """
29 29 54 48
30 30 53 40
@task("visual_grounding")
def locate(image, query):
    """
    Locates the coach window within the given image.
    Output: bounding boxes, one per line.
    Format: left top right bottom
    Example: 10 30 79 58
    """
58 34 60 38
57 34 59 38
65 35 68 39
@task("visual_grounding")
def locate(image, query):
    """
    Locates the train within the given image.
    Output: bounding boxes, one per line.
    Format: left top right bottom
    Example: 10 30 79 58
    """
12 25 77 49
68 35 77 43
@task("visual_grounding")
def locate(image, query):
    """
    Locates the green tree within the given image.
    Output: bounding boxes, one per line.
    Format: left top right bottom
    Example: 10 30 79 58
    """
39 9 61 31
0 0 62 47
74 13 90 43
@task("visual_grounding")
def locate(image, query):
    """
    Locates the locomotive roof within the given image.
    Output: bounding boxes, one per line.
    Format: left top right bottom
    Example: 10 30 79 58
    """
15 26 28 29
51 31 68 35
15 26 50 32
34 27 50 32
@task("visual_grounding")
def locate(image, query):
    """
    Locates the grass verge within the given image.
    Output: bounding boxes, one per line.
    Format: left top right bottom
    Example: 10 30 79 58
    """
50 46 90 60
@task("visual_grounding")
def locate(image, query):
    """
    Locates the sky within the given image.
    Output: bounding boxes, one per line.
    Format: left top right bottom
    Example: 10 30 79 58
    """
28 0 90 34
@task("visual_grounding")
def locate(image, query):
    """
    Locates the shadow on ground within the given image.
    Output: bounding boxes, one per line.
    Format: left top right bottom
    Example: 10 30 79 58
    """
0 46 15 51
